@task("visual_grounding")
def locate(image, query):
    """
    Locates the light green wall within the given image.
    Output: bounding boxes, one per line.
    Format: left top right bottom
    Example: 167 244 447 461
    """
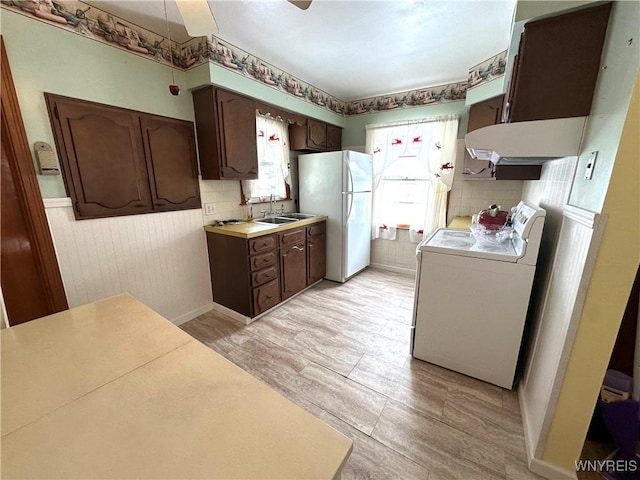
2 10 194 198
465 77 506 107
568 0 640 212
187 63 345 127
342 102 469 148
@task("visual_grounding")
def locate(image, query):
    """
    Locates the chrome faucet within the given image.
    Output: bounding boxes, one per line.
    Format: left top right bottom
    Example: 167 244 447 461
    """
269 194 276 216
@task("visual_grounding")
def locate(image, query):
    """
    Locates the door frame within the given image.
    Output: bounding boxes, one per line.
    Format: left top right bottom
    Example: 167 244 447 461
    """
1 36 68 324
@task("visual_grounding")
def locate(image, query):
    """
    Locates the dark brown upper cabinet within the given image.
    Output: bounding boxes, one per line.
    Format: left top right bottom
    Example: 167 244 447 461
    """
504 2 612 123
140 115 201 211
192 86 258 180
326 124 343 151
290 118 326 151
462 95 504 180
45 94 200 220
463 94 541 181
290 119 342 152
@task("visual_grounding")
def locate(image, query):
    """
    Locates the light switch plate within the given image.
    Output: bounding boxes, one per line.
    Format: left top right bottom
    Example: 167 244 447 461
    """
584 151 597 180
204 203 216 215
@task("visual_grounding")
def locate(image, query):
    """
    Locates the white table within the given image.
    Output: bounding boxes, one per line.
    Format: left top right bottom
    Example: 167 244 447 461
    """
1 294 352 479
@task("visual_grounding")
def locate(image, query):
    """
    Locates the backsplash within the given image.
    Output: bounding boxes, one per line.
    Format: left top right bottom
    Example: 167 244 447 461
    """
199 179 295 225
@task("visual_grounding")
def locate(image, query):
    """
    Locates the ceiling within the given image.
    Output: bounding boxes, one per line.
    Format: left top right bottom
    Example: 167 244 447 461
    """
84 0 517 101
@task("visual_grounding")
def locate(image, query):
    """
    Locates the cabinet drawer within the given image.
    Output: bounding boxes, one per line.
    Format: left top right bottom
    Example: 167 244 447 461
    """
249 251 277 271
251 265 278 287
279 228 305 248
253 279 280 316
307 222 326 238
249 234 276 254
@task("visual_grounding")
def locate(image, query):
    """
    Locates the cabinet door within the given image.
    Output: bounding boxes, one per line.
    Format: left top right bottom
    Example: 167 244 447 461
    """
253 279 280 316
307 234 326 285
326 125 342 151
462 95 504 180
216 89 259 179
140 115 200 212
467 95 504 131
307 119 327 150
506 3 612 122
47 95 151 219
280 242 307 300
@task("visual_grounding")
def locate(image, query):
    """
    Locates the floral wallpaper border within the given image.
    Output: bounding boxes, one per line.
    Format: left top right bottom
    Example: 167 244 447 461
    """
343 82 468 116
0 0 210 69
468 50 507 90
204 35 347 114
1 0 502 116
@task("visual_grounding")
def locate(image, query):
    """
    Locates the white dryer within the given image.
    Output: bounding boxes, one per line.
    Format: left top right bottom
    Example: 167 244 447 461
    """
411 201 546 389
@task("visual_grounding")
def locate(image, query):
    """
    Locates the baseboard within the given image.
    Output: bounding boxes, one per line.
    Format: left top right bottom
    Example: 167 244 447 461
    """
209 302 251 325
249 279 324 324
519 387 577 480
529 457 577 480
518 386 538 469
170 303 214 326
209 279 326 326
369 262 416 276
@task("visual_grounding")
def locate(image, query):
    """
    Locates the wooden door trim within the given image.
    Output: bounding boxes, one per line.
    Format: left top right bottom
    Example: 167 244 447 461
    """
1 37 68 319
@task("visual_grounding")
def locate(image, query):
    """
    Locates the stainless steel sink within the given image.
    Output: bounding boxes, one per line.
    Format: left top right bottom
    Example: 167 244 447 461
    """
280 213 318 220
253 217 299 225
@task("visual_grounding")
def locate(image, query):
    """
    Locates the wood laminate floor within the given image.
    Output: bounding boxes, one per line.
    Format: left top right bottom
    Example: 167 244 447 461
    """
181 268 544 480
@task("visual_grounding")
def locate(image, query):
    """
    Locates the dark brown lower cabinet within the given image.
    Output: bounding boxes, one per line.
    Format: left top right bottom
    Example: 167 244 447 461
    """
206 220 326 318
307 223 326 285
253 279 281 316
279 228 307 301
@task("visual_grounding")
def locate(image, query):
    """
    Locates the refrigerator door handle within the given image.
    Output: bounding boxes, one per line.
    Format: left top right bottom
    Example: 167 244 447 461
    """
346 157 354 194
345 192 354 225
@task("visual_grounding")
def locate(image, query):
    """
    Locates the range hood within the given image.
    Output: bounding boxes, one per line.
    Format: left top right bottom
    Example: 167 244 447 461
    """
465 117 586 165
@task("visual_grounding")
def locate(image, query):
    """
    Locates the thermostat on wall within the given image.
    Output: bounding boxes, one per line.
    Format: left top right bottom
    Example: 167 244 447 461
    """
34 141 60 175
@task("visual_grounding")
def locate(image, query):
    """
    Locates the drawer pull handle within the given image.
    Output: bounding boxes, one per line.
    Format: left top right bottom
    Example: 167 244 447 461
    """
292 246 304 251
265 295 272 300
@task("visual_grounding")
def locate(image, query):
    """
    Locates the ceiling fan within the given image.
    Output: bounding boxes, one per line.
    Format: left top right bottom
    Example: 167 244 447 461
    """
175 0 312 37
165 0 311 95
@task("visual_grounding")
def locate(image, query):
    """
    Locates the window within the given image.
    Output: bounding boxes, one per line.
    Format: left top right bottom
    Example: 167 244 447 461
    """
241 114 290 202
376 155 431 228
366 116 459 239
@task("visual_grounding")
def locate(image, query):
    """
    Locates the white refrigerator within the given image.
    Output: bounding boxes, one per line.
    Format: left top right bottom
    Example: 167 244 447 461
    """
298 150 372 283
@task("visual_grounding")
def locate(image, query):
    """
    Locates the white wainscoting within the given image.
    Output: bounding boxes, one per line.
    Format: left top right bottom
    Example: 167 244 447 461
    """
519 205 605 478
44 199 213 324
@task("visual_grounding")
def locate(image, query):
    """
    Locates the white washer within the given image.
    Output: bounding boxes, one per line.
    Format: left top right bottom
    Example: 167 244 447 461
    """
411 201 545 389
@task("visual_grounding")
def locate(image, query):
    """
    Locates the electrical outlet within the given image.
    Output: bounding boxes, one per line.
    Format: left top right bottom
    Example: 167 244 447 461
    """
204 203 216 215
584 151 598 180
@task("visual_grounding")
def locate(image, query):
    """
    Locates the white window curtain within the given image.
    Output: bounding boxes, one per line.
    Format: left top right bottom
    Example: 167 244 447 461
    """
365 115 459 241
241 114 291 201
